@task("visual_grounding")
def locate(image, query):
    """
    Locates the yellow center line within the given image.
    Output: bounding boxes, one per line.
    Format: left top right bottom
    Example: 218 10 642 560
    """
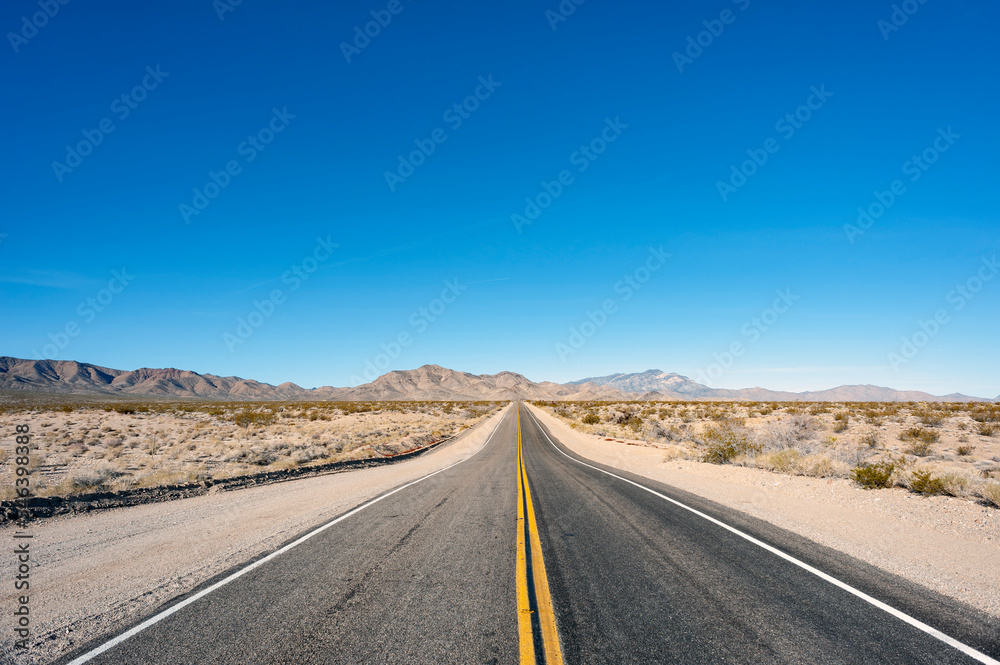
516 403 565 665
516 406 536 665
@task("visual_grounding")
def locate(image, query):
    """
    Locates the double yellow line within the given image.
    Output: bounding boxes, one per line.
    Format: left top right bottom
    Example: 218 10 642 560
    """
516 404 564 665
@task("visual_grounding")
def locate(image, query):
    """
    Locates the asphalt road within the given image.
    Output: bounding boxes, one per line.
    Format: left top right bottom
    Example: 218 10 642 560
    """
58 403 1000 664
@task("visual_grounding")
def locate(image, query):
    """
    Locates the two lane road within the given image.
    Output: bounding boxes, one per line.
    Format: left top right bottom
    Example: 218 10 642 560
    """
60 404 999 664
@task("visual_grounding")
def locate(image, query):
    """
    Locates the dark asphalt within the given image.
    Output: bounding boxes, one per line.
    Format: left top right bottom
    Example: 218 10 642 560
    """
62 410 520 665
519 405 1000 664
57 403 1000 665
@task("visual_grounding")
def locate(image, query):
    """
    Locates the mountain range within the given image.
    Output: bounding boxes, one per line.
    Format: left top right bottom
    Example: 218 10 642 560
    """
0 357 995 403
571 369 996 403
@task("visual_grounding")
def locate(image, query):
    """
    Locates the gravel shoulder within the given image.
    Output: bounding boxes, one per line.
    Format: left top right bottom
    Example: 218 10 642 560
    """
0 405 510 665
526 403 1000 619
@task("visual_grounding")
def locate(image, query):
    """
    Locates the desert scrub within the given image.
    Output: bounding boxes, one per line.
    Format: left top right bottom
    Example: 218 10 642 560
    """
581 412 600 425
700 422 759 464
69 465 117 491
899 427 938 455
860 430 881 449
908 470 945 496
233 410 277 429
852 461 895 489
937 472 971 497
982 482 1000 507
754 449 803 474
977 423 997 437
755 415 817 451
833 412 849 433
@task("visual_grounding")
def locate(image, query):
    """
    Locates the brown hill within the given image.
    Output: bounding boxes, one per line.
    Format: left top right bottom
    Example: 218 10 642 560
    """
0 358 626 402
0 357 992 403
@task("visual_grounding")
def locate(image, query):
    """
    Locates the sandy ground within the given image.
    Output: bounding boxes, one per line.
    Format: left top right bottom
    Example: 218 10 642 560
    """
0 402 500 500
525 403 1000 619
538 401 1000 502
0 405 510 665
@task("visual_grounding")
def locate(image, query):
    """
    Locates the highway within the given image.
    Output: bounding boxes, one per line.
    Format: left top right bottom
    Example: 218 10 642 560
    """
58 403 1000 664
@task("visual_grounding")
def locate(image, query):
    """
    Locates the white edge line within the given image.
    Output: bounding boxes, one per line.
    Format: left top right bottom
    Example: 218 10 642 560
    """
66 407 510 665
522 405 999 665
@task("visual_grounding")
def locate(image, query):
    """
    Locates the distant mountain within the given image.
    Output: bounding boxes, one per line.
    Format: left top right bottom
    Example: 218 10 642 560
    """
0 357 993 402
0 358 627 402
335 365 627 401
570 370 713 397
0 357 312 400
572 369 995 403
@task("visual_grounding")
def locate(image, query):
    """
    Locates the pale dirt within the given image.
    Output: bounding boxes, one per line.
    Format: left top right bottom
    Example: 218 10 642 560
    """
0 405 510 665
0 402 498 499
526 403 1000 619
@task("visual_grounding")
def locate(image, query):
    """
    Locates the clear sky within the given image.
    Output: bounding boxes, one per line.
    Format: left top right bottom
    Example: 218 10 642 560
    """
2 0 997 397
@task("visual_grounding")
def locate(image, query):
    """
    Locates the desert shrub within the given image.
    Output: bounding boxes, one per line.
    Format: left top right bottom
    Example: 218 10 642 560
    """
909 470 945 495
625 415 643 432
982 482 1000 507
956 445 974 456
919 414 943 427
841 445 876 467
938 472 971 497
801 454 841 478
233 410 277 429
903 440 933 457
833 412 849 432
863 409 883 425
641 419 667 440
70 465 115 491
852 461 895 489
607 408 633 425
701 422 758 464
755 449 802 474
581 412 601 425
291 446 326 464
970 406 1000 423
977 423 997 437
756 416 816 451
899 427 938 455
900 426 939 442
787 414 818 437
860 431 881 448
223 447 278 466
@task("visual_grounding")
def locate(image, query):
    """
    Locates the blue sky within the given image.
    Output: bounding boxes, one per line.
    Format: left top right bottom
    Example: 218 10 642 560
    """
1 0 997 396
